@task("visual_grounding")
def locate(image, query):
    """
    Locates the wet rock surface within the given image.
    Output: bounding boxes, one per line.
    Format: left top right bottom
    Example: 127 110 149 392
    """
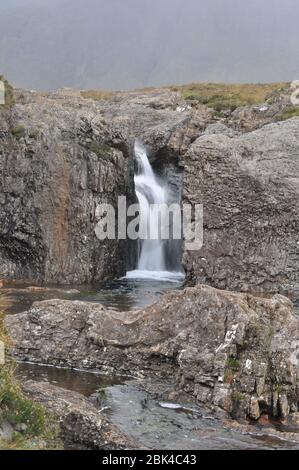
6 284 299 422
16 363 299 450
21 380 141 450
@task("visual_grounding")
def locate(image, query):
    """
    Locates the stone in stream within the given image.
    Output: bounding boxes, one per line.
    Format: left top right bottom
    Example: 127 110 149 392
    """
21 380 142 450
6 283 299 423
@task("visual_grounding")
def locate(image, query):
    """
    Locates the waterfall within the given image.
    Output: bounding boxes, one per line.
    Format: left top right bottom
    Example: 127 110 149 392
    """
126 142 184 282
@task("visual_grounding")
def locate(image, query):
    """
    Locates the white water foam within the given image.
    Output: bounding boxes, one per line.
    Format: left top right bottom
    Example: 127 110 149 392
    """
125 269 185 282
126 141 185 282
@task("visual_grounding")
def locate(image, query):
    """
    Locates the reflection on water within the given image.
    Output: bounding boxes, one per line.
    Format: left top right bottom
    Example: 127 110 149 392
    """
15 360 299 450
16 362 125 396
5 277 184 314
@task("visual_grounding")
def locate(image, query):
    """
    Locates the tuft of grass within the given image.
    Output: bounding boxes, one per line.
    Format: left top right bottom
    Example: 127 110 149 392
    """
227 357 240 373
224 368 234 385
28 128 39 139
273 383 283 393
276 106 299 121
0 366 46 436
170 82 290 112
0 75 15 107
88 141 113 157
81 90 114 101
11 124 26 140
231 391 246 403
224 357 241 384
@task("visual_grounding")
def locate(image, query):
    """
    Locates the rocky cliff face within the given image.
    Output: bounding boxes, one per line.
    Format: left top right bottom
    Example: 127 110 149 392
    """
0 88 201 284
183 119 299 300
6 285 299 422
0 85 298 299
0 90 129 283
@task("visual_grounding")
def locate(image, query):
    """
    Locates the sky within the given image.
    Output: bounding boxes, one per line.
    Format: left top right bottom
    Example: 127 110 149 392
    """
0 0 298 90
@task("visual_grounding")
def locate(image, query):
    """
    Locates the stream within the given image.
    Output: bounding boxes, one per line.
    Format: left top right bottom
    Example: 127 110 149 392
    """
16 356 299 450
5 277 184 314
4 279 299 450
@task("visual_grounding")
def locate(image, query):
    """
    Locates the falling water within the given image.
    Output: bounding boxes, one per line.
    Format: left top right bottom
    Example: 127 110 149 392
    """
126 142 184 282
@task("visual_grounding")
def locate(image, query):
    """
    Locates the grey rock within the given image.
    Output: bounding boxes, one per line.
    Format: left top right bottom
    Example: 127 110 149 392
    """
183 118 299 300
0 421 14 440
6 284 299 421
0 88 214 284
21 380 142 450
15 423 28 433
278 393 290 419
204 121 240 137
249 397 260 421
1 86 298 299
0 88 206 284
228 92 294 132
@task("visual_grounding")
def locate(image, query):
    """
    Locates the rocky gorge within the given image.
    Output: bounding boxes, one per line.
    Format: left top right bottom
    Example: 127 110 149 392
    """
0 85 298 296
1 82 299 449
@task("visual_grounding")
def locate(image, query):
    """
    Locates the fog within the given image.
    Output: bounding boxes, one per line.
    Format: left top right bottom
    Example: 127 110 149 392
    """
0 0 298 90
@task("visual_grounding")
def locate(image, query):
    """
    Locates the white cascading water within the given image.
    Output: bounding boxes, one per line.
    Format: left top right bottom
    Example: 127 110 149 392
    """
126 142 184 282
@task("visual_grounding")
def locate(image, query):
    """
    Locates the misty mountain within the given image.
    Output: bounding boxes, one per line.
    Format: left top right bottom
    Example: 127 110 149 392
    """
0 0 299 91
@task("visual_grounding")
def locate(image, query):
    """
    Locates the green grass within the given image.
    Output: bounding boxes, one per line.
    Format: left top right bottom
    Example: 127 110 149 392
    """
277 106 299 121
224 357 241 384
28 128 39 139
88 141 114 157
231 391 246 403
227 357 240 373
81 89 114 101
273 383 283 393
0 299 61 449
11 124 26 139
80 82 290 113
170 82 290 112
0 367 46 435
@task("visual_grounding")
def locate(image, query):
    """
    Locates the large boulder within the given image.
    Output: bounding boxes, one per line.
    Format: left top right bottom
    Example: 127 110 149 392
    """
183 118 299 300
6 284 299 421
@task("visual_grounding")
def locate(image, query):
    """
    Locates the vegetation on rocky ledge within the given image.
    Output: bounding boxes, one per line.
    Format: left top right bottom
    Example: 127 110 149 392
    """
81 89 114 101
0 299 61 450
171 82 290 112
80 82 290 114
277 106 299 121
